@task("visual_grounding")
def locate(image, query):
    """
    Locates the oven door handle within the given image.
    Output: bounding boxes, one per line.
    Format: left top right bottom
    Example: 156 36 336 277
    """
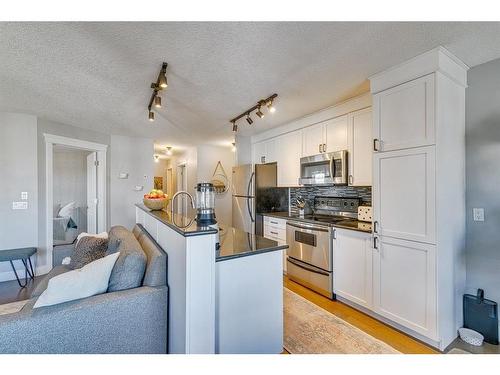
287 221 329 232
287 257 330 276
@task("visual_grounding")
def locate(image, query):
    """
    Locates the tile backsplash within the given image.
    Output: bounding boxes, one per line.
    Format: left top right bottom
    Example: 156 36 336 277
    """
289 185 372 215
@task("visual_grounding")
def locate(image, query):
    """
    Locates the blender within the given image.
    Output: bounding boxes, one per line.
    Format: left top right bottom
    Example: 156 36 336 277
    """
195 182 220 247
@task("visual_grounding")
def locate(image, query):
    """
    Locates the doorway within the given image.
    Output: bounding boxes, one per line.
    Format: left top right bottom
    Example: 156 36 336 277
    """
44 134 107 272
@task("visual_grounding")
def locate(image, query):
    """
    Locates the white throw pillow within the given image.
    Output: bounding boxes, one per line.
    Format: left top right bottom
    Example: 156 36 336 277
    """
58 201 75 218
76 231 108 245
33 252 120 309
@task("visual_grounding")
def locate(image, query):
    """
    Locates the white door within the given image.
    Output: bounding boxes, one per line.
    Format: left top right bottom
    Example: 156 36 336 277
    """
302 122 325 157
276 130 302 187
324 115 349 153
348 108 372 186
86 152 98 234
373 74 435 152
373 146 436 244
333 228 373 308
372 235 437 340
166 168 173 199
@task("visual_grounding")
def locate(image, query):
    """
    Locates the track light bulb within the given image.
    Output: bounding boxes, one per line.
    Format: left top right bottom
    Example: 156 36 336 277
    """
149 111 155 122
246 113 253 125
256 106 264 119
267 99 276 113
166 147 172 156
232 122 238 132
158 73 168 89
154 95 162 108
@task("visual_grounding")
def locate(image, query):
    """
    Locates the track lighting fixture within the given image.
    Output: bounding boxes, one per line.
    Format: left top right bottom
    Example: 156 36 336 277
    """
147 62 168 122
154 95 162 108
229 93 277 133
256 106 264 119
154 155 160 163
231 142 236 152
166 146 172 156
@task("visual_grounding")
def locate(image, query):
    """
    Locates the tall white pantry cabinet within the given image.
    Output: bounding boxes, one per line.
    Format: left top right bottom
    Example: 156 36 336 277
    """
369 47 468 350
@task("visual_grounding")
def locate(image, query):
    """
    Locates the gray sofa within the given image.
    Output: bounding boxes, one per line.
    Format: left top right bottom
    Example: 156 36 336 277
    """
0 224 169 354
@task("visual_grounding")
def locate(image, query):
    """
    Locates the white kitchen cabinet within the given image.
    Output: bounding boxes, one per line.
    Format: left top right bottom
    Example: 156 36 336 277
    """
324 115 349 153
333 228 373 309
263 216 288 274
276 130 302 187
348 108 372 186
302 122 324 157
373 74 435 152
372 236 437 340
253 139 277 164
373 146 436 244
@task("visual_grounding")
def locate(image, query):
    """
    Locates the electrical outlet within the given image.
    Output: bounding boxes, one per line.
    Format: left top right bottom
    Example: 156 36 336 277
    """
473 208 485 222
21 192 28 200
12 201 28 210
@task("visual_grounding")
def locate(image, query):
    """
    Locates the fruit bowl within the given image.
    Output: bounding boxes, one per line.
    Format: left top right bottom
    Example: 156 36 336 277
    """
143 197 168 211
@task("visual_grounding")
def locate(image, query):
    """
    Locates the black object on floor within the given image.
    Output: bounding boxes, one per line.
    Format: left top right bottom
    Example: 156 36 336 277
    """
0 247 37 288
463 289 499 345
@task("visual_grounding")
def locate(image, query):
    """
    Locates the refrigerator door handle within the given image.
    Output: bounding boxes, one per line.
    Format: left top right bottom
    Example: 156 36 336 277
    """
247 171 255 223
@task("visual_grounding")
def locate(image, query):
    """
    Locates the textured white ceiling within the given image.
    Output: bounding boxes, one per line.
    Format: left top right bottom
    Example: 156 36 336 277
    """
2 22 500 151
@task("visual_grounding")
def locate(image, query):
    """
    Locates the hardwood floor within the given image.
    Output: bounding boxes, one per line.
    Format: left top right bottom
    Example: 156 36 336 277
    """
0 277 41 305
284 275 438 354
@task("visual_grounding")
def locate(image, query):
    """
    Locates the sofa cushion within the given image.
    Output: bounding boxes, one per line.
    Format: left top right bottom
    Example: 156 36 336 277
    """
34 252 120 309
132 225 167 287
106 226 147 292
31 265 72 298
70 236 109 269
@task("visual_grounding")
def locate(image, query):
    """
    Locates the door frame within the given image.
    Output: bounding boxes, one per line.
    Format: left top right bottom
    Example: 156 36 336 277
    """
44 133 107 272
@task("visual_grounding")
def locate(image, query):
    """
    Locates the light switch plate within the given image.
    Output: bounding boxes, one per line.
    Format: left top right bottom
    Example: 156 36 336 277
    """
21 192 28 200
473 208 485 222
119 173 129 179
13 201 28 210
134 185 144 191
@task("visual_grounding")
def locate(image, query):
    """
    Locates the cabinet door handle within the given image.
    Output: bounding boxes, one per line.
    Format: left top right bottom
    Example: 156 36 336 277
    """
373 220 378 234
332 229 336 239
348 175 353 185
373 236 379 250
323 144 327 153
319 144 322 153
270 231 278 235
373 138 380 152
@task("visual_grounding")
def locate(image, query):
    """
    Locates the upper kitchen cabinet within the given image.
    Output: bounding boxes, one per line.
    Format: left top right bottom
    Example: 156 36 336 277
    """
253 138 277 165
348 108 372 186
324 115 349 153
302 122 325 156
276 130 302 187
373 74 435 152
302 115 349 157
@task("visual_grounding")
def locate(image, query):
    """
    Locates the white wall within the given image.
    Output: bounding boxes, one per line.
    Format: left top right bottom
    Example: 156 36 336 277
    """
153 158 168 192
0 113 38 281
53 149 89 232
196 145 235 226
235 135 252 166
110 135 154 230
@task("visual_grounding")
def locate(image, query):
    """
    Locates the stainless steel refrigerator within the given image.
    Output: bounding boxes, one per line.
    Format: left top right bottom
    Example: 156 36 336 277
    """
232 163 277 234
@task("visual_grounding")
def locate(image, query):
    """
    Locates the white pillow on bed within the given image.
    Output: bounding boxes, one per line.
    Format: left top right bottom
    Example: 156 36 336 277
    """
58 201 75 218
34 252 120 309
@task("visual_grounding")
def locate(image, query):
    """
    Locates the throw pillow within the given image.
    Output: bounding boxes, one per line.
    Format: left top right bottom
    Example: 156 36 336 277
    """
33 252 120 309
76 231 108 246
70 236 109 269
58 201 75 217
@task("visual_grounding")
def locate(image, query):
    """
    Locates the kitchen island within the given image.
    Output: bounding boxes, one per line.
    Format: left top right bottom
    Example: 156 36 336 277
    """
135 204 287 354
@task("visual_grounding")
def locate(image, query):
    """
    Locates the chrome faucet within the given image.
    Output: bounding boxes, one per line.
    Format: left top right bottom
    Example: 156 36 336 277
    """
170 191 196 215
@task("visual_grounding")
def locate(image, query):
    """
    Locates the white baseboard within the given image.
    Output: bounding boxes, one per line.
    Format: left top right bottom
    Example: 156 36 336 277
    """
0 265 51 283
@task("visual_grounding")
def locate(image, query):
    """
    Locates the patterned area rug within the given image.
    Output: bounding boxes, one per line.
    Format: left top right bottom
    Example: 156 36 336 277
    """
284 288 400 354
0 300 29 316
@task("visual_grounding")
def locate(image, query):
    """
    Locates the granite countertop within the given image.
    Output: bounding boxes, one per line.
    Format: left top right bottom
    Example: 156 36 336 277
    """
136 204 218 237
136 204 288 261
216 225 288 262
261 211 373 234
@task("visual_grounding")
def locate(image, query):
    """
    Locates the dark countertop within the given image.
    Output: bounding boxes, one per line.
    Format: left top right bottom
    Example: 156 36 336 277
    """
136 204 288 261
261 211 373 233
136 204 218 237
216 225 288 262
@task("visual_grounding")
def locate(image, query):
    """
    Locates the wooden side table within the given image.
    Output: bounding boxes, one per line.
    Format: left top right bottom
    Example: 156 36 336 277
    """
0 247 37 288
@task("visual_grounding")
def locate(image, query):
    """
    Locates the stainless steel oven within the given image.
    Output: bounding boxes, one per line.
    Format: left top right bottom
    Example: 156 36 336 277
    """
286 220 334 298
299 150 348 185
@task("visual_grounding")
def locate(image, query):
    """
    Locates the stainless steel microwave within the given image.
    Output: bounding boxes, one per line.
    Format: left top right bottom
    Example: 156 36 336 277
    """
299 150 348 185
